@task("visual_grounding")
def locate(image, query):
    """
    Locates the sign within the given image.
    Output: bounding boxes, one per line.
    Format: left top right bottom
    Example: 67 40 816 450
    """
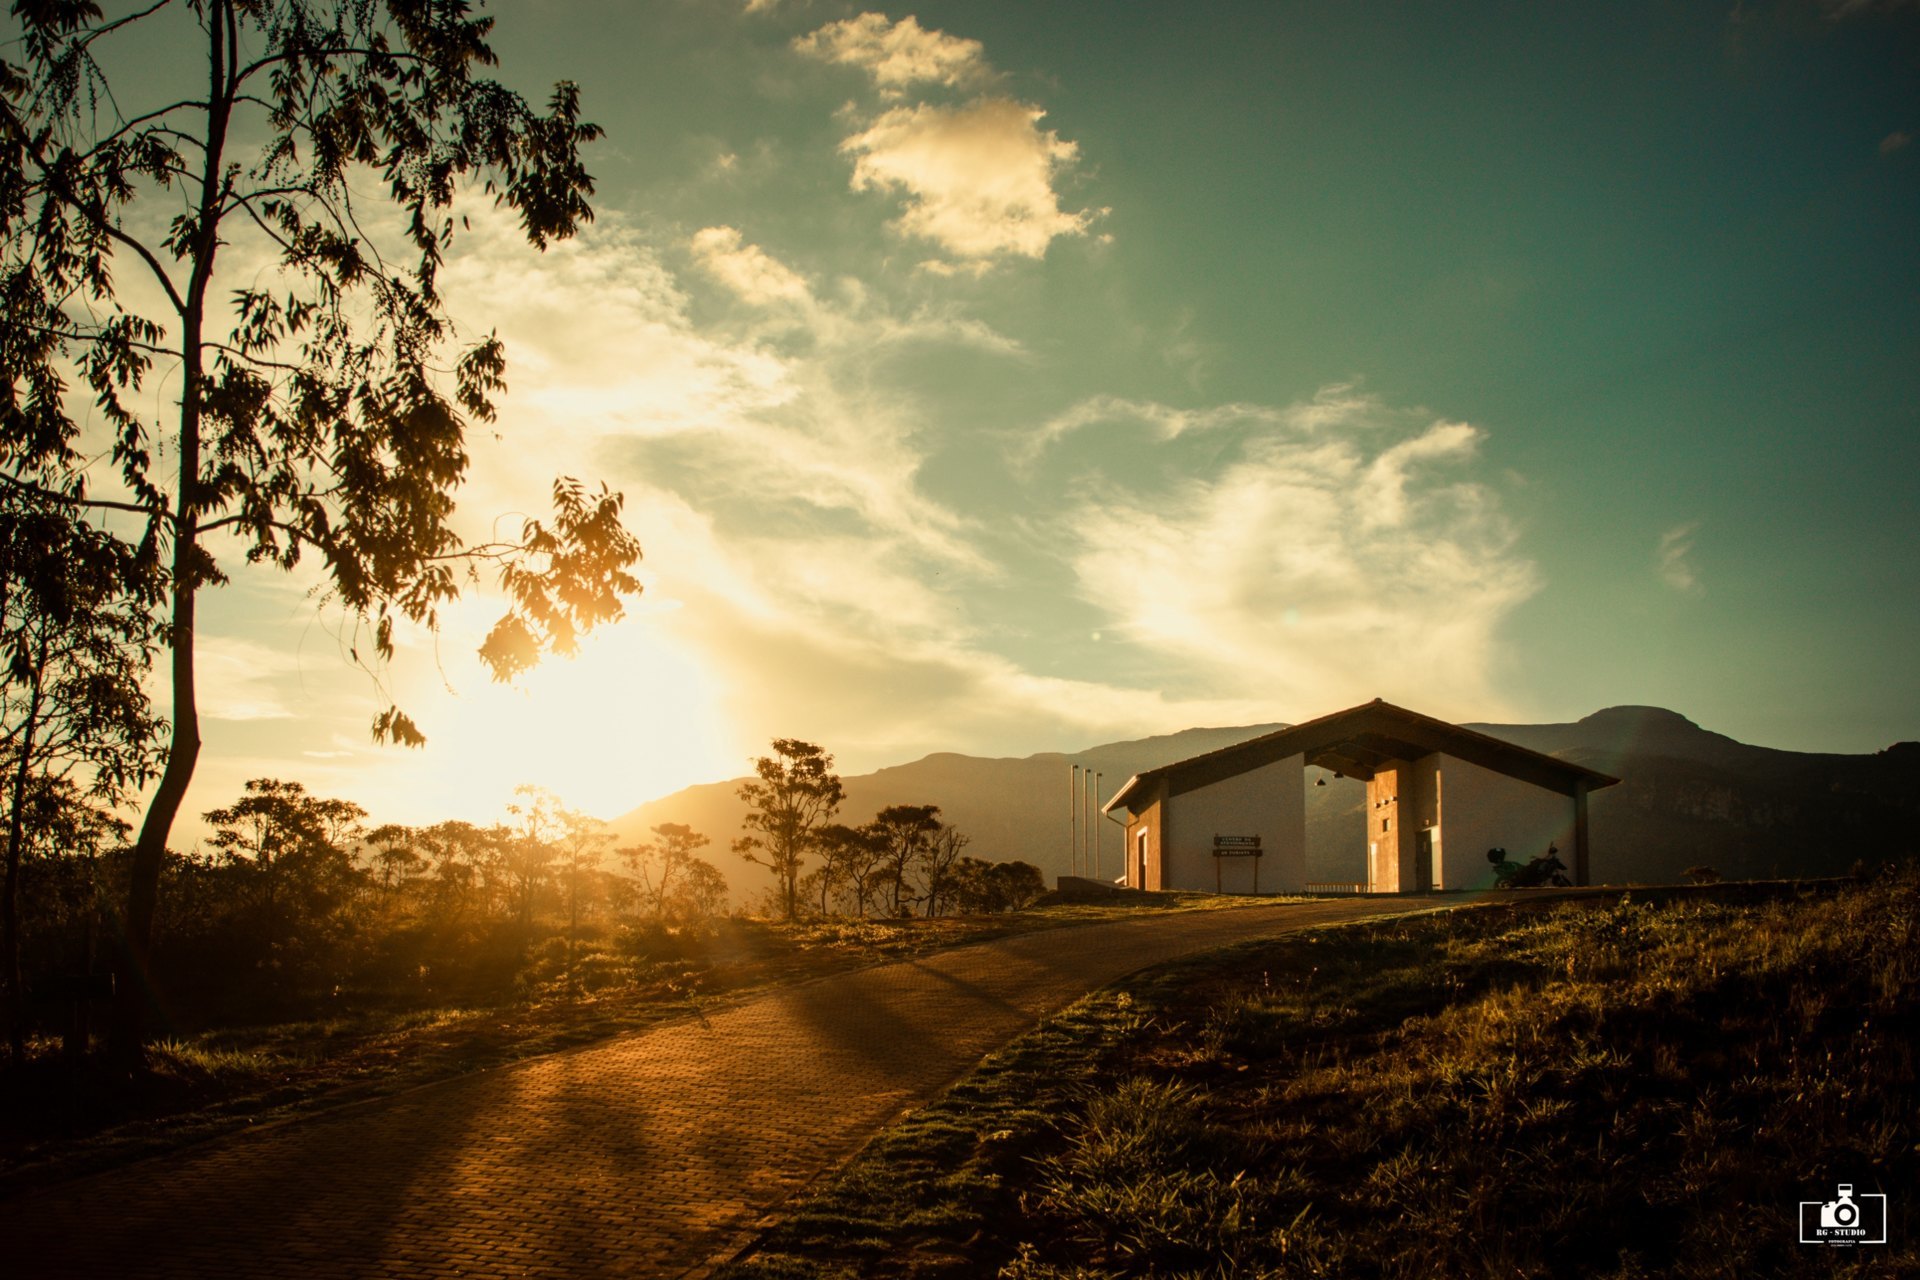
1212 835 1263 857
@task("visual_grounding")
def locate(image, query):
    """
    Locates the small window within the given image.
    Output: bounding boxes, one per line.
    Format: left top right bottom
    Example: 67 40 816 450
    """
1381 817 1390 832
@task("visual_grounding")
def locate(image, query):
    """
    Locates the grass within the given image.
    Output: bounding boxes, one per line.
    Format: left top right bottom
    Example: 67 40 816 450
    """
0 891 1253 1192
718 868 1918 1279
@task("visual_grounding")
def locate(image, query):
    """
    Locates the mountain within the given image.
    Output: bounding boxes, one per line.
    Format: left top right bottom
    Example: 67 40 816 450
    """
608 707 1920 902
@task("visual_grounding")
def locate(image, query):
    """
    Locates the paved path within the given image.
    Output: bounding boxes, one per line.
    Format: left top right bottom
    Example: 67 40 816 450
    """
1 899 1435 1278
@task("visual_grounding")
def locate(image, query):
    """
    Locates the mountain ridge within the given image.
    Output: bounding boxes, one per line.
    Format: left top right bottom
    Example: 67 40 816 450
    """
608 706 1919 904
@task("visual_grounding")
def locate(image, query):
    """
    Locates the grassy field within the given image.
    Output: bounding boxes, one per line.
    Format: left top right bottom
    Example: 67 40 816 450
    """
0 891 1256 1192
719 869 1918 1279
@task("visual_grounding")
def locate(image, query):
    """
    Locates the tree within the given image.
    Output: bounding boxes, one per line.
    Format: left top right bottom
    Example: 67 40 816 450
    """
807 822 877 916
949 857 1046 914
866 804 941 917
507 785 610 994
363 823 424 894
1 501 163 1057
0 2 641 1057
620 822 724 922
203 778 367 991
415 818 509 925
734 739 843 921
919 821 970 918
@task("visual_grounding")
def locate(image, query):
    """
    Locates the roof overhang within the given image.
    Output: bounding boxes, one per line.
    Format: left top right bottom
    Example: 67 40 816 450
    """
1102 698 1620 814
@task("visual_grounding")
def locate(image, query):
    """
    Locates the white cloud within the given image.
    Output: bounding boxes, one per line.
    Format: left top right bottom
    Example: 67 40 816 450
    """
1025 384 1386 463
1062 396 1538 721
842 98 1097 262
191 635 308 722
794 13 988 95
1360 419 1482 529
689 225 814 306
1657 521 1704 593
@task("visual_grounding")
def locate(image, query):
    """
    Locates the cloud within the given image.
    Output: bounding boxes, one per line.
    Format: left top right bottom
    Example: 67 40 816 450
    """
689 225 814 306
190 636 308 722
1024 384 1385 462
1361 420 1482 529
1657 521 1704 593
841 98 1097 262
794 13 989 95
1059 395 1538 720
1881 130 1913 155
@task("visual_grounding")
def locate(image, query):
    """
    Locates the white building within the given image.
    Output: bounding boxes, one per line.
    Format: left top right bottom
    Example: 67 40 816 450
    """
1102 699 1620 894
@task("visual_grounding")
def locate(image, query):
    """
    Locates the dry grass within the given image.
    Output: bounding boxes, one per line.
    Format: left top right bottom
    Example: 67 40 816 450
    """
723 869 1918 1279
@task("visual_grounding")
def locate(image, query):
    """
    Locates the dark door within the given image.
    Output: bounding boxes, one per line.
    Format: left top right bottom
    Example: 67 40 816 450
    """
1414 829 1435 892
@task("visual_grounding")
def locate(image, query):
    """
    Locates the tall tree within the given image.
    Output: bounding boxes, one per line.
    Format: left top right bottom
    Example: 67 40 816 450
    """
866 804 941 917
918 821 970 918
363 822 424 894
0 2 641 1058
620 821 719 922
807 821 875 916
1 500 163 1057
734 739 843 921
203 778 366 990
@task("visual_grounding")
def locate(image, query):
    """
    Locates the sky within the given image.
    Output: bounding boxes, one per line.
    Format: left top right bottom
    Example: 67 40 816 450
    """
18 1 1920 833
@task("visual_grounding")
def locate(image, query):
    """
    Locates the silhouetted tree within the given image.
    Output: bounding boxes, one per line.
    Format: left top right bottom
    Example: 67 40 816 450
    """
1 502 163 1057
804 822 874 916
0 0 640 1060
621 822 725 922
507 786 610 994
364 824 425 895
203 779 367 992
867 804 941 917
949 858 1047 913
735 739 844 921
919 822 971 918
415 820 509 925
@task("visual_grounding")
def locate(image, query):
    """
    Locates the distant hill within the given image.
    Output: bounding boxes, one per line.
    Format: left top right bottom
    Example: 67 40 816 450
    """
608 707 1920 902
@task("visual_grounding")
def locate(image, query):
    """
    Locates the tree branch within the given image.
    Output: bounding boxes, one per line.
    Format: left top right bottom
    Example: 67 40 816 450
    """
0 471 170 524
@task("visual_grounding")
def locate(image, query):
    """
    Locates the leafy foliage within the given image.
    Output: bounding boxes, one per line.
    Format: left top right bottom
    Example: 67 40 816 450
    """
735 739 846 922
1 498 164 1056
0 0 643 1055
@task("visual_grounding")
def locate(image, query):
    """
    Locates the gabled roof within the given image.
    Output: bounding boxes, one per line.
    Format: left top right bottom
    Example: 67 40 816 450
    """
1102 698 1620 813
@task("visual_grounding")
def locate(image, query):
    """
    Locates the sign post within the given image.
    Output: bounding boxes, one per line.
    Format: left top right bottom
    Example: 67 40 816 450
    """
1211 834 1263 895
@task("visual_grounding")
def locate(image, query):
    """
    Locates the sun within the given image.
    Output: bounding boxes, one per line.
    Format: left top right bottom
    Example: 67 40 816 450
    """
383 604 741 825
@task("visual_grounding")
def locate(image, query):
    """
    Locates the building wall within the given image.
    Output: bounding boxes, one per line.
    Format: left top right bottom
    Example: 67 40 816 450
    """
1367 755 1445 891
1437 754 1575 885
1162 754 1306 893
1121 778 1167 890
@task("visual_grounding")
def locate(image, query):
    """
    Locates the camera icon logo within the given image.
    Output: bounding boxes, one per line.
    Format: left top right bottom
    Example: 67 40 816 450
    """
1800 1182 1888 1246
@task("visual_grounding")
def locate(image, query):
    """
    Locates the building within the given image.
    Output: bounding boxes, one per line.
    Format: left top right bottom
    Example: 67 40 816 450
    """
1102 699 1621 894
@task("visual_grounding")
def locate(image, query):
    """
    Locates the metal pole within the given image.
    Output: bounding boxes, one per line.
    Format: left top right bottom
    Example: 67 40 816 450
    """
1082 768 1092 882
1093 772 1103 881
1069 764 1079 878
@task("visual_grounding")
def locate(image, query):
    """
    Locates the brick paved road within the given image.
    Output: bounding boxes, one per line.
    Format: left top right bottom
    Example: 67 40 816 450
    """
0 899 1436 1278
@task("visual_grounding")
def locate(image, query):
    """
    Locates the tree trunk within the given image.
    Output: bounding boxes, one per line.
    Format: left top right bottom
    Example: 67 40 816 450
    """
106 0 233 1068
3 653 44 1061
108 565 200 1065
